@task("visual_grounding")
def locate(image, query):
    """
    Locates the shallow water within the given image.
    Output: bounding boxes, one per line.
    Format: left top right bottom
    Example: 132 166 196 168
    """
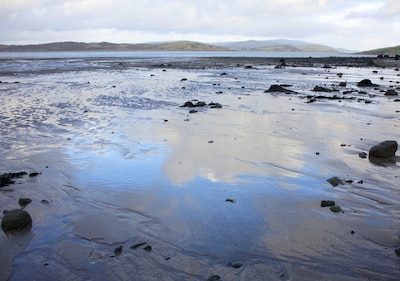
0 57 400 280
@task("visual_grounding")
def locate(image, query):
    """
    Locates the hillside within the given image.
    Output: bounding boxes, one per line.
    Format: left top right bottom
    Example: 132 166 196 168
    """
360 45 400 56
214 39 340 53
0 41 228 52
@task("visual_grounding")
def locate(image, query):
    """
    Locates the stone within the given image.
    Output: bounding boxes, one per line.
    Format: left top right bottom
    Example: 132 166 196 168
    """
313 86 331 92
321 200 335 207
385 89 398 96
359 152 368 159
228 262 243 269
330 205 342 213
208 275 221 281
264 84 297 94
0 171 27 187
357 79 378 87
369 140 398 158
18 198 32 207
1 209 32 231
327 176 343 187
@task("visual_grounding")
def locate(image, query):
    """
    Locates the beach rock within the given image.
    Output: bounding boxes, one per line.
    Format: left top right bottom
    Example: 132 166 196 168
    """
359 152 368 159
18 198 32 207
228 262 243 269
385 89 398 96
1 209 32 231
313 86 331 92
180 101 207 108
180 101 194 107
264 85 296 94
321 200 335 207
330 205 342 213
369 140 397 158
0 171 27 187
357 79 378 87
209 102 222 108
327 176 343 187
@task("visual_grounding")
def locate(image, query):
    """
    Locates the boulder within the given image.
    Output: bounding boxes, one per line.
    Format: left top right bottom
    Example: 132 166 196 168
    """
357 79 379 87
369 140 398 158
1 209 32 231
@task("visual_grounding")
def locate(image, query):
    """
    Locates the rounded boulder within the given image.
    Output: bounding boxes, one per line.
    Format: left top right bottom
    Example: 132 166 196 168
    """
369 140 398 158
1 209 32 231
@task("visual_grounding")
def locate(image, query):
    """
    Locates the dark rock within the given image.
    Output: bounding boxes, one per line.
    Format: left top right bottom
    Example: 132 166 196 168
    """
327 176 343 187
180 101 194 107
321 200 335 207
114 246 123 256
265 85 297 94
28 172 41 177
18 198 32 207
41 199 50 204
1 209 32 231
0 171 27 187
189 110 198 114
369 140 398 158
338 82 347 87
228 262 243 269
143 245 152 252
181 78 187 81
194 101 207 107
330 205 342 213
313 86 331 92
209 102 222 108
357 79 379 87
208 275 221 281
220 73 228 76
225 198 236 203
359 152 368 159
385 89 398 96
130 242 147 250
395 247 400 257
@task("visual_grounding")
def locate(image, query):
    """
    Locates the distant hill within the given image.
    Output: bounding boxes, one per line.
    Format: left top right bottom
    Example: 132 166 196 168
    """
0 39 356 53
0 41 228 52
214 39 342 53
360 45 400 56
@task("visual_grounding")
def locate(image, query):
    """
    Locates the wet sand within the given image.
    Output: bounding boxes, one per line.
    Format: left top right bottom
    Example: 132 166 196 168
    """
0 56 400 280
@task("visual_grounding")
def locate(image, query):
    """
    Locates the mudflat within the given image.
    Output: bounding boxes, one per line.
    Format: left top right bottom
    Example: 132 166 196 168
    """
0 55 399 280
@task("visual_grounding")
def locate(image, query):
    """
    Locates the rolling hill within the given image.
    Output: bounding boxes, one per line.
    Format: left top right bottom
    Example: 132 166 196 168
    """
0 41 228 52
360 45 400 56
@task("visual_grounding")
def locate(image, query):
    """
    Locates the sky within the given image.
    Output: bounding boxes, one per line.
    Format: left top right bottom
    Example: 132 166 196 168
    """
0 0 399 51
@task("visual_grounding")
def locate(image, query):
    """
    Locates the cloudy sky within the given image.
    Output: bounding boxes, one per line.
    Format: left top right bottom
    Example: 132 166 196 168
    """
0 0 399 50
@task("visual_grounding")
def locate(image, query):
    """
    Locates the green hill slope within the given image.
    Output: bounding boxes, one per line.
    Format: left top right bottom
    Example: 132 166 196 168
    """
360 45 400 55
0 41 228 52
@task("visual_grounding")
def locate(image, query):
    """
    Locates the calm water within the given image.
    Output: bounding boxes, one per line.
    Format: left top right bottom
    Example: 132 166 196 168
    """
0 55 399 280
0 50 368 60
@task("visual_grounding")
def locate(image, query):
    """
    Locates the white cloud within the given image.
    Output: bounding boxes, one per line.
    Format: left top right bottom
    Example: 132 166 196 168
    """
0 0 398 50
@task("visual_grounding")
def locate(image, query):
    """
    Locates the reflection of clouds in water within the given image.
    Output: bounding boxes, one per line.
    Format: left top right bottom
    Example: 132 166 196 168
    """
159 108 309 185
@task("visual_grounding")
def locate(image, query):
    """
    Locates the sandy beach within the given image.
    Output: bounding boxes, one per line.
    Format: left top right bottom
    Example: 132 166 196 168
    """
1 55 400 280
